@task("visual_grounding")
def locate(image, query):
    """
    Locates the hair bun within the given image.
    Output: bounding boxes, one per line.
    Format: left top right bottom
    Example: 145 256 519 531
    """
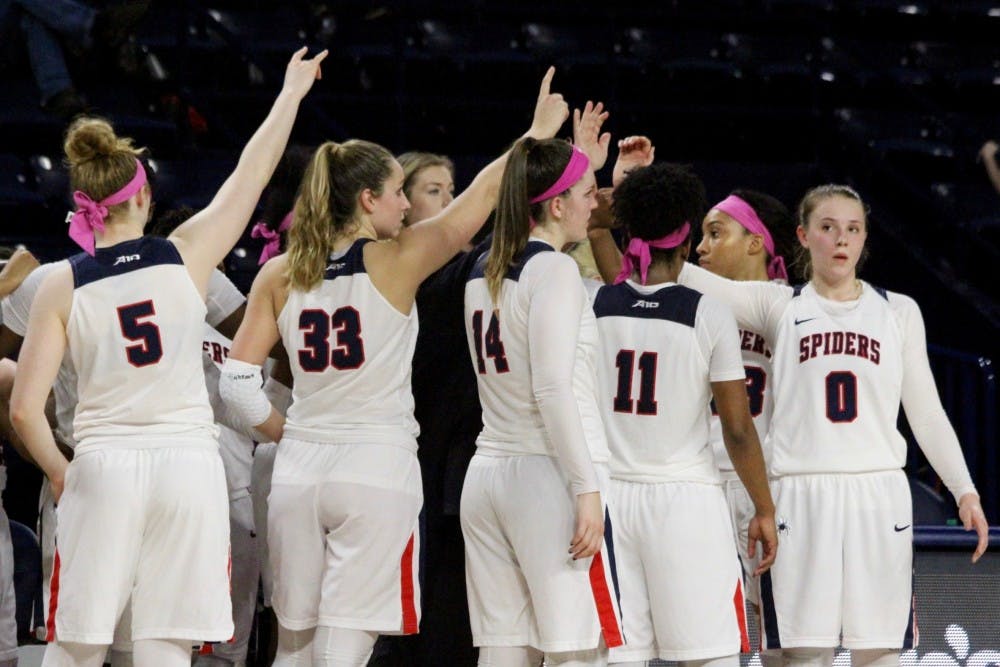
64 117 134 165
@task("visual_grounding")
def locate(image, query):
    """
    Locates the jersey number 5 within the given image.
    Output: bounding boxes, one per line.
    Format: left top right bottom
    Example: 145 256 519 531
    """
117 301 163 367
472 310 509 374
298 307 365 372
614 349 658 415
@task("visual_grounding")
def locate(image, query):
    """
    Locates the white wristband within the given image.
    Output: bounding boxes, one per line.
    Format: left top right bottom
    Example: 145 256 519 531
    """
219 358 272 427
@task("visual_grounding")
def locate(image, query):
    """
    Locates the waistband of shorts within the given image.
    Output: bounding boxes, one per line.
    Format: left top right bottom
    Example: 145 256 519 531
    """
74 435 219 455
280 428 418 453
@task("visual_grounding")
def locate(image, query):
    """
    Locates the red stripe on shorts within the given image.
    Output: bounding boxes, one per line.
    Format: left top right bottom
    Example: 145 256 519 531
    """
46 550 61 642
588 552 623 648
733 579 750 653
400 533 418 634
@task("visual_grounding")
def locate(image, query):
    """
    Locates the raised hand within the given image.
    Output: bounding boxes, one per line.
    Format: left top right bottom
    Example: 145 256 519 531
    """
526 66 570 141
588 187 618 231
980 140 999 162
283 47 329 100
612 135 655 188
573 101 611 171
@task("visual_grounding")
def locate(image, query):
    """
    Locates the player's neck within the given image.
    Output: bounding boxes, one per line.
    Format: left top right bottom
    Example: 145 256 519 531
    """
333 219 377 253
810 272 862 301
735 261 769 282
529 225 568 252
639 262 679 286
94 217 144 249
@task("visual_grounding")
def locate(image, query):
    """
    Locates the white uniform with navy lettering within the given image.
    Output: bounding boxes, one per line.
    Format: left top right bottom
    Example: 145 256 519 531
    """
592 280 749 662
679 264 979 650
271 238 421 634
462 241 623 654
2 264 245 638
48 237 232 645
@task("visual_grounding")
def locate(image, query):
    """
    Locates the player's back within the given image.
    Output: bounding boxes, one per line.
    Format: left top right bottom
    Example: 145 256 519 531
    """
465 240 578 457
594 280 742 483
67 237 215 450
278 238 419 447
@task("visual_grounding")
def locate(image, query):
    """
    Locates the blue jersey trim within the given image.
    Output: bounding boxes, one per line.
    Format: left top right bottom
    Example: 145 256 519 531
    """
70 237 184 289
592 282 700 327
323 238 371 280
468 240 554 282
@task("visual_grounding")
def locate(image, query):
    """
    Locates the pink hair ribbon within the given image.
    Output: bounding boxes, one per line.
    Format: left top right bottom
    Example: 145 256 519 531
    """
712 195 788 281
251 209 293 265
529 145 590 204
614 222 691 285
68 159 147 255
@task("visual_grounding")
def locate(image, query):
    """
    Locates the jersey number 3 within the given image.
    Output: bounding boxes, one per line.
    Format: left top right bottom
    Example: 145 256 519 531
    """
117 301 163 367
298 307 366 372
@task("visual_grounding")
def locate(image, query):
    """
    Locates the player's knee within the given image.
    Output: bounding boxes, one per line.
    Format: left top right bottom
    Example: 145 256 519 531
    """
852 649 899 667
782 647 835 667
545 645 608 667
477 646 543 667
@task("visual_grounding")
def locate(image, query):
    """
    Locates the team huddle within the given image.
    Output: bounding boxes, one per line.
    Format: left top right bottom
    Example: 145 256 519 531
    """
1 48 989 667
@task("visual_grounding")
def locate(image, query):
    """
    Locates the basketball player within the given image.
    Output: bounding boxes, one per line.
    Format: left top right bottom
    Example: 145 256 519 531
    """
217 68 569 667
10 47 326 667
461 112 624 666
675 184 988 667
591 162 777 666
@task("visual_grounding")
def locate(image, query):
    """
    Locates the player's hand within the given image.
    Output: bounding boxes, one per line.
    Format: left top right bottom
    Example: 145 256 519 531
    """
282 47 329 100
526 67 569 141
587 187 618 231
573 101 611 171
958 492 989 563
979 140 998 162
612 136 655 188
570 491 604 560
0 248 39 295
748 513 778 576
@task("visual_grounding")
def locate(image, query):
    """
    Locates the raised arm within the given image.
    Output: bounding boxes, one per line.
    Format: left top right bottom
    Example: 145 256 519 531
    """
9 267 73 500
979 140 1000 195
897 297 987 562
170 48 327 290
368 67 569 307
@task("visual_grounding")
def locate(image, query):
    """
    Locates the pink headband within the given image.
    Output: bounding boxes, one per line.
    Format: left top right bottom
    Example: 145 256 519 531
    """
251 209 293 265
68 159 147 255
529 145 590 204
614 222 691 285
712 194 788 281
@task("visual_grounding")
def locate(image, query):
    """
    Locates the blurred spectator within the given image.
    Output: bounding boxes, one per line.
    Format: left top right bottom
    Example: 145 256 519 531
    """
0 0 149 118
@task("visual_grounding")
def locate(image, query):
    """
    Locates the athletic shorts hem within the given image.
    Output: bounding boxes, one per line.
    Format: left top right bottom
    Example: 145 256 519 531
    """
472 634 534 648
273 611 318 632
317 615 414 634
841 638 909 650
772 637 840 648
534 637 603 653
131 626 234 642
656 646 741 661
51 631 114 644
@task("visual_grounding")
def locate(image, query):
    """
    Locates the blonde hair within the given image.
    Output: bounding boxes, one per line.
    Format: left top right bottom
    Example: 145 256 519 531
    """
285 140 395 291
485 137 574 304
795 183 870 280
64 117 145 218
397 151 455 199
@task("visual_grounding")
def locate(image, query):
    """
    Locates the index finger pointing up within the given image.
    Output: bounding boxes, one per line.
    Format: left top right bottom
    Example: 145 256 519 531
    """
538 66 555 99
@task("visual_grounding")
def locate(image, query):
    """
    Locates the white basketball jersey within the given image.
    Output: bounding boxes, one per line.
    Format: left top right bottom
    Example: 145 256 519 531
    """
465 240 609 462
708 326 774 474
768 283 905 475
202 325 253 493
278 239 419 447
66 237 216 450
592 281 745 483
